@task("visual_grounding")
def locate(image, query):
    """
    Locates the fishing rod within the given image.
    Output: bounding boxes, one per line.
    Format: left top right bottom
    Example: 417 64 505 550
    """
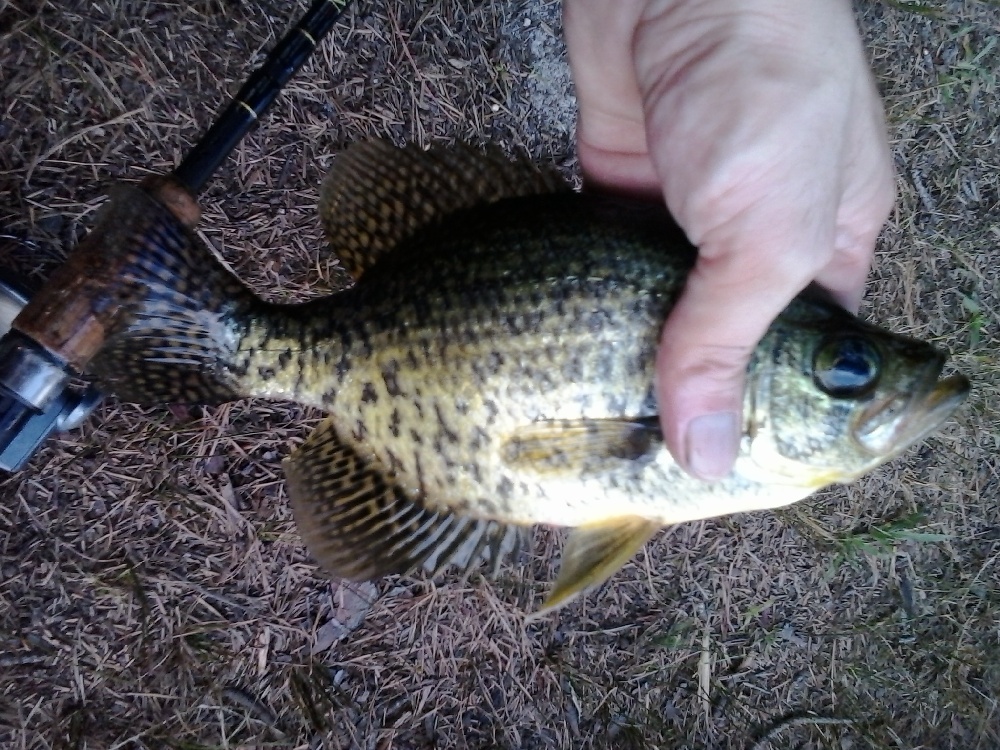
0 0 355 471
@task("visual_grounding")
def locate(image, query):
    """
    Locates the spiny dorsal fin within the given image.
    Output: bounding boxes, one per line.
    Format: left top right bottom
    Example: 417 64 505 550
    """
319 140 571 280
285 417 524 581
502 417 662 476
527 518 661 619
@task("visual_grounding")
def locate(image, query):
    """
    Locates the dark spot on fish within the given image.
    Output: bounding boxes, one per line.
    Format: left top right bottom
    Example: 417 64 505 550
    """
414 454 426 495
336 356 350 383
434 404 459 445
455 398 469 416
259 327 273 352
457 324 478 345
278 348 293 368
563 355 584 382
353 420 367 441
470 427 489 452
410 429 423 445
361 382 378 404
641 389 657 415
406 349 419 370
497 476 514 501
294 364 305 401
381 360 403 396
484 399 499 426
321 390 337 407
358 330 373 359
385 449 404 474
258 366 276 380
486 350 504 374
389 409 401 438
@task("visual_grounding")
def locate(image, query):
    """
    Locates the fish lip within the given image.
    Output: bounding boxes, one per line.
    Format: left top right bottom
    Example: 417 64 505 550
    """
853 365 970 457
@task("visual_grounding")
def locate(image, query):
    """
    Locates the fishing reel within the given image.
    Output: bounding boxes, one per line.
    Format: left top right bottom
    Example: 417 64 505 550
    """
0 0 354 473
0 275 102 471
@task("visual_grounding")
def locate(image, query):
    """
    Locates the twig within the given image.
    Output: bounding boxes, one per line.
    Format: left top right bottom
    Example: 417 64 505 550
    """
750 714 856 750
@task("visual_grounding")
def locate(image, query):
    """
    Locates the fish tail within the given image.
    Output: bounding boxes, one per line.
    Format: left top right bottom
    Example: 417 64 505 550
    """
85 183 261 404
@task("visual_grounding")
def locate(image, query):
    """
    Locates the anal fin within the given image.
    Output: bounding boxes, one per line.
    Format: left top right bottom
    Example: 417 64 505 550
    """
528 517 661 619
285 417 522 581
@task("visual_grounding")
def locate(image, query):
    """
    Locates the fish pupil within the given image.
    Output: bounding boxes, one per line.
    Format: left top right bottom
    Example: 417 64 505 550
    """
813 336 881 398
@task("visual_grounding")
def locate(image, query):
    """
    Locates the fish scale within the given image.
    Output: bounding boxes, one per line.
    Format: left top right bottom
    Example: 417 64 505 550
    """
86 140 969 615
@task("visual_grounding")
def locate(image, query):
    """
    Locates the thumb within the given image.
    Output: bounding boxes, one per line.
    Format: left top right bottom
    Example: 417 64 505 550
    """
656 250 812 481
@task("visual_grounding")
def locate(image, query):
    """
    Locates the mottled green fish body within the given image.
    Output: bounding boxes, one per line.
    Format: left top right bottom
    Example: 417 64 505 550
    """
89 142 969 614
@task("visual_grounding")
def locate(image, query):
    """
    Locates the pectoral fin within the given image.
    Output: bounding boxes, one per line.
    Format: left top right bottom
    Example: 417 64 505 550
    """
529 517 661 619
286 417 523 581
502 417 662 476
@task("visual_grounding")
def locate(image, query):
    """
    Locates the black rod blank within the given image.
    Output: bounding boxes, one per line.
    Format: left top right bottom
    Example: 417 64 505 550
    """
173 0 353 194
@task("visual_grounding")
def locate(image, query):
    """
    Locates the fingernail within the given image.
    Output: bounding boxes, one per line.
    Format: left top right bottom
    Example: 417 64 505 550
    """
685 412 739 481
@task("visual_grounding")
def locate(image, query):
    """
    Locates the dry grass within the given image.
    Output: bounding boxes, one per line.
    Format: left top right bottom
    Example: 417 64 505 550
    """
0 0 998 748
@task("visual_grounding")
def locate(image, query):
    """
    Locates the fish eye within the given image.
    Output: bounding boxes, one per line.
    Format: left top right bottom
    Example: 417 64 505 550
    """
813 335 881 398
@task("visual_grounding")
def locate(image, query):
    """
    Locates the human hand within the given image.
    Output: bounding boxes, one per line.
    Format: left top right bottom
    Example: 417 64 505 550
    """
563 0 896 480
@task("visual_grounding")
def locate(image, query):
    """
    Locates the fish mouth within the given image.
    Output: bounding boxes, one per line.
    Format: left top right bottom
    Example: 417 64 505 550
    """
854 370 970 458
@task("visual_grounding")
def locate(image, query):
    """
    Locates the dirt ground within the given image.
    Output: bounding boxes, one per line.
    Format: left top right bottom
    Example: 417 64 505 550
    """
0 1 998 748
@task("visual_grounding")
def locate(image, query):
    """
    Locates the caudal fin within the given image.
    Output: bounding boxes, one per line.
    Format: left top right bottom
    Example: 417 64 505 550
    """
84 184 261 404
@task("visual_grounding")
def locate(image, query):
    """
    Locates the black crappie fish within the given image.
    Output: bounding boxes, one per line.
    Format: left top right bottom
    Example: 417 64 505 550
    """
87 141 969 614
